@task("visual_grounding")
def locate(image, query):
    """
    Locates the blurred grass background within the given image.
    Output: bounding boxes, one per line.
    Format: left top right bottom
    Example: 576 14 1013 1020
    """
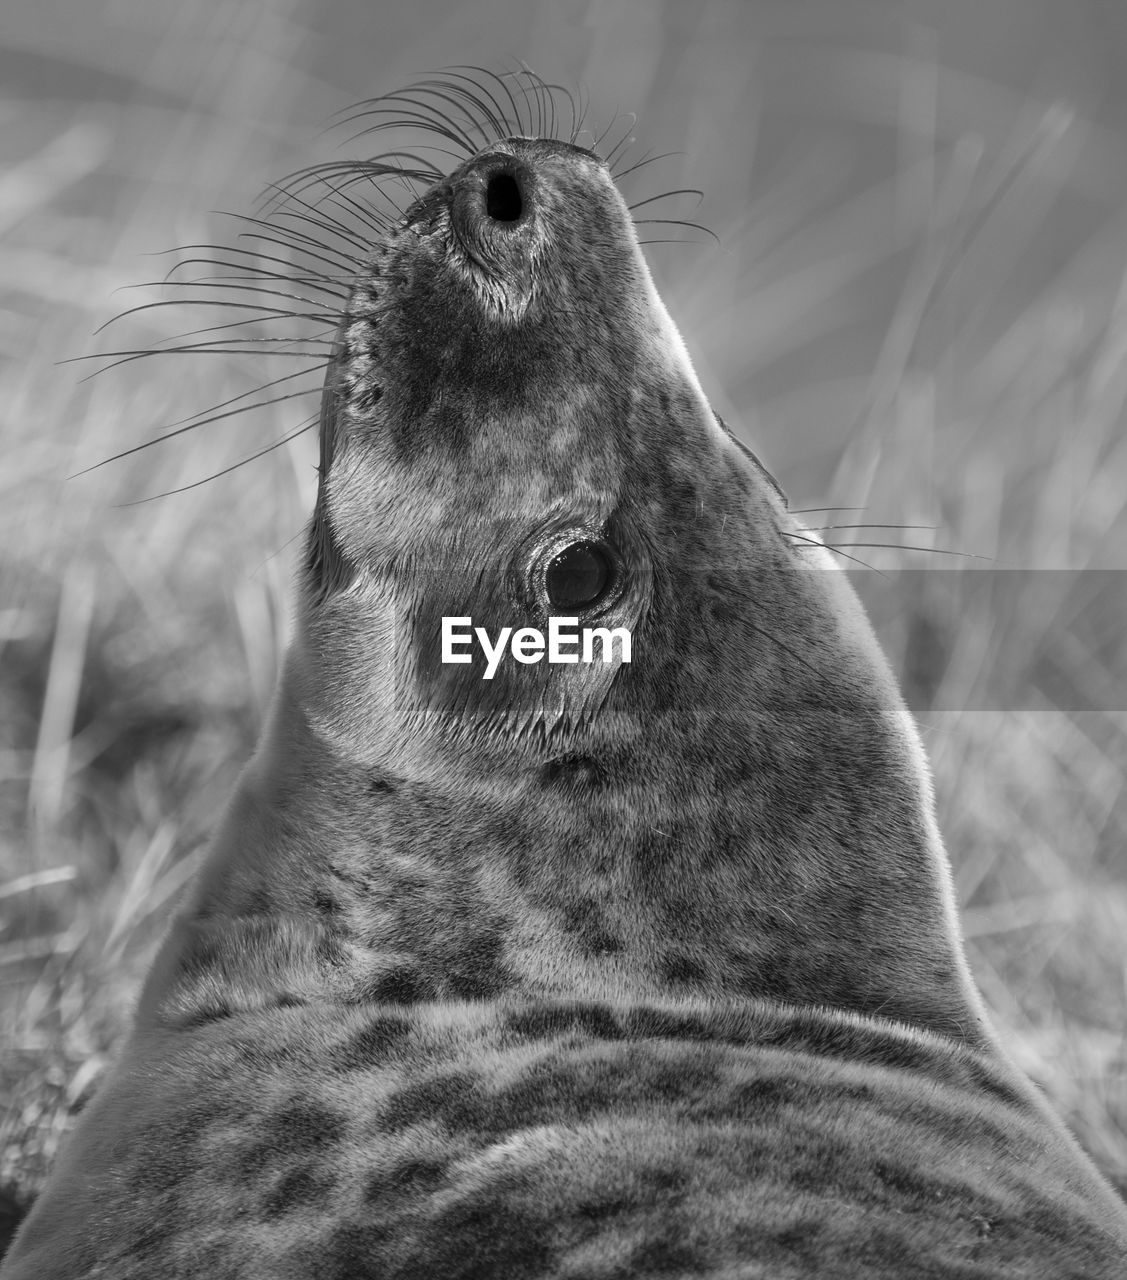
2 0 1126 1233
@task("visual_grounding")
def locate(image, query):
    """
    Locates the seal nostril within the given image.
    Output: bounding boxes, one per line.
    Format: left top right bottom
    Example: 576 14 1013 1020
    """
485 172 523 223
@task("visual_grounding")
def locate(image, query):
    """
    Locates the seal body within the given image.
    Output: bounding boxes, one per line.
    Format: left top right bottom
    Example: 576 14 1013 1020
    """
4 110 1127 1278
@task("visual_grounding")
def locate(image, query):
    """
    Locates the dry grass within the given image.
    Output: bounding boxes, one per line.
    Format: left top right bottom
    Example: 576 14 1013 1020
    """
1 0 1125 1234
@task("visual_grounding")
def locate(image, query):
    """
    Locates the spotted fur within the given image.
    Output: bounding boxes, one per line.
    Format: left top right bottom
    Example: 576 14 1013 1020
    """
4 70 1126 1278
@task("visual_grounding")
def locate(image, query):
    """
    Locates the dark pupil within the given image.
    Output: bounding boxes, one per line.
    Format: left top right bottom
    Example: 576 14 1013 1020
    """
546 542 611 609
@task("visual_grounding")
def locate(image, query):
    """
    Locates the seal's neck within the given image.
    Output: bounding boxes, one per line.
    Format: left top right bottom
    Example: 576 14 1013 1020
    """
136 648 994 1052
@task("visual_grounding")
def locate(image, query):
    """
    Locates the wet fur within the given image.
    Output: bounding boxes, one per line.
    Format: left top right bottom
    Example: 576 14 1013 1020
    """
4 69 1126 1278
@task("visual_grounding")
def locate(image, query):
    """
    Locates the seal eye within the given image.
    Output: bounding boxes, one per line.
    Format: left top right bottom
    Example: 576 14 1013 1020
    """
486 172 522 223
546 541 613 610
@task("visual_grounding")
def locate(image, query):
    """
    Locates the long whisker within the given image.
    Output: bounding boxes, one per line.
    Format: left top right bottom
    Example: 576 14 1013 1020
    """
115 419 319 506
632 217 720 244
162 245 352 292
70 382 328 477
783 530 885 575
439 67 516 141
790 506 866 515
627 189 705 213
831 543 991 561
601 113 639 167
226 215 364 273
67 340 331 382
807 523 939 533
126 277 338 315
612 150 683 182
